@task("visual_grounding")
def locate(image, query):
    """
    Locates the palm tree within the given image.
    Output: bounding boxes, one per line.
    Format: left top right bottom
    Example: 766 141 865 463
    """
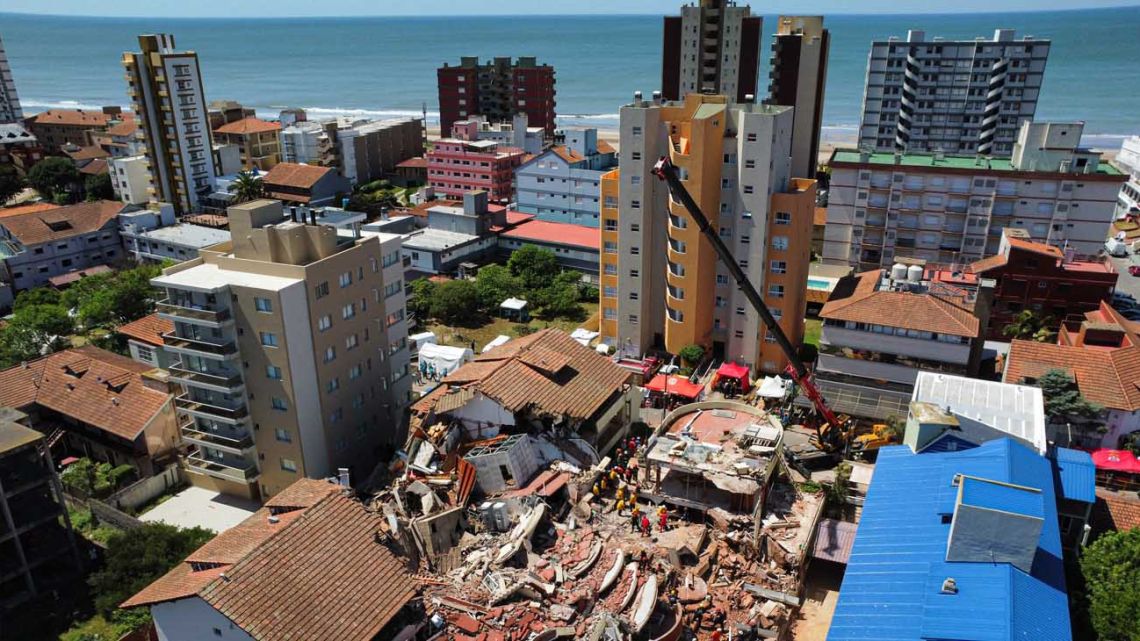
228 171 265 203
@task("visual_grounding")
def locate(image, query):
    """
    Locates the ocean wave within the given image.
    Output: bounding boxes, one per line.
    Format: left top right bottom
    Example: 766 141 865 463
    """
20 98 124 112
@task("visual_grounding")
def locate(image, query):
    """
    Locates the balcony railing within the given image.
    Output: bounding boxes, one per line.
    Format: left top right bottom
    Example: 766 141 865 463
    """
156 299 231 323
186 454 258 483
162 333 237 356
181 426 254 451
175 394 248 421
168 365 244 390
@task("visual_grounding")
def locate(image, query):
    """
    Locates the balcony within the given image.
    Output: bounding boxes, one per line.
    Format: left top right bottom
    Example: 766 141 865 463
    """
175 394 248 423
156 299 232 325
181 426 254 454
186 454 258 483
162 333 238 358
168 365 244 393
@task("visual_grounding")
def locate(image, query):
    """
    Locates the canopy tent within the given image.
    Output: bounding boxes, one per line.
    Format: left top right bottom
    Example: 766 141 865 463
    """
1091 449 1140 474
756 376 792 399
570 328 599 347
418 343 474 378
482 335 511 353
713 362 752 394
644 374 704 400
500 297 529 321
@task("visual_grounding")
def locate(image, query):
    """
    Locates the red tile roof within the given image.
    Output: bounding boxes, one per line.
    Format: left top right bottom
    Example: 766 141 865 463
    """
213 117 281 135
500 219 599 251
820 270 981 337
0 200 122 246
106 120 139 137
0 202 60 219
813 207 828 227
1091 488 1140 537
124 479 416 641
47 264 112 287
0 346 171 441
262 162 332 190
1004 339 1140 412
396 156 428 169
28 109 113 128
78 158 109 175
596 139 616 155
1007 236 1064 258
117 314 174 348
64 145 110 162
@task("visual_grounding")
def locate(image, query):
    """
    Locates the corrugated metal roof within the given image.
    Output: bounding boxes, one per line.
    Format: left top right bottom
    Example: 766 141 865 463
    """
827 439 1070 641
811 518 857 564
960 476 1045 518
912 372 1047 454
1051 447 1097 504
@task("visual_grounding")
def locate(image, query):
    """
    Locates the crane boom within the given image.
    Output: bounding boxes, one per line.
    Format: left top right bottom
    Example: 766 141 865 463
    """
651 157 843 431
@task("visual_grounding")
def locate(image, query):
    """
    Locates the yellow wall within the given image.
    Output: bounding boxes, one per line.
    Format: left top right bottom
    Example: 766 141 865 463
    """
759 178 817 372
599 168 621 344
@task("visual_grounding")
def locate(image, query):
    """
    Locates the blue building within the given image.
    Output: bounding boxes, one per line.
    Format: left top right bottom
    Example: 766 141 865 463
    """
828 438 1089 641
513 128 617 227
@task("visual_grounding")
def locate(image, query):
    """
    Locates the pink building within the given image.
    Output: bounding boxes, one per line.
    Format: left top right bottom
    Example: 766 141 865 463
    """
426 139 525 202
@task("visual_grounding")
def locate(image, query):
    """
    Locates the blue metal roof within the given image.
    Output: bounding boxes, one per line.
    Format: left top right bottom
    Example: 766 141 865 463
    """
827 438 1070 641
1050 447 1097 504
960 476 1045 519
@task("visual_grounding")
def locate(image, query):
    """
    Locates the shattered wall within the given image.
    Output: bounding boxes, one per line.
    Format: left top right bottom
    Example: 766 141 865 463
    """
465 435 541 494
411 506 468 559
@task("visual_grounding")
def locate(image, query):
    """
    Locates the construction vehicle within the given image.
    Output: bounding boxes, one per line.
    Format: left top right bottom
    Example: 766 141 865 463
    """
849 423 899 459
651 157 852 456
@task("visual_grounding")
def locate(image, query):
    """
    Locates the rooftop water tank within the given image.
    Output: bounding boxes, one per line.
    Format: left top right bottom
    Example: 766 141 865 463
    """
907 264 924 282
890 263 908 281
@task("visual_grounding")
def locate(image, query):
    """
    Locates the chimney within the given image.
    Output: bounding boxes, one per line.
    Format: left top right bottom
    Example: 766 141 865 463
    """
745 93 755 103
652 90 662 104
634 91 643 105
338 467 351 487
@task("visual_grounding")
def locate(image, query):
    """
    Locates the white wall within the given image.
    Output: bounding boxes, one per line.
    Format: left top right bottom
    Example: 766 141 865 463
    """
279 280 329 479
153 597 254 641
452 393 515 440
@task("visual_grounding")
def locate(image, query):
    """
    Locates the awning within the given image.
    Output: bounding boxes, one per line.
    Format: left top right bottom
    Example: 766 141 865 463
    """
1092 449 1140 474
644 374 704 399
812 518 857 564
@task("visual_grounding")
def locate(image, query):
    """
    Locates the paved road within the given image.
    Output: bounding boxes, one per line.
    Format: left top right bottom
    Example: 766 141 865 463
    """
1108 254 1140 301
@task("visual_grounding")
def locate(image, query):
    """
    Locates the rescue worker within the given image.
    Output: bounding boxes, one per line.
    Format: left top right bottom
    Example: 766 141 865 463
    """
658 505 668 531
592 483 600 498
615 498 626 515
640 514 651 537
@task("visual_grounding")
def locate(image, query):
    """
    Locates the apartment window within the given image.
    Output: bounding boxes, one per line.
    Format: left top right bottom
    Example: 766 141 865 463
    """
352 394 365 410
339 271 353 288
315 281 329 298
746 133 757 142
135 346 155 363
772 236 789 251
734 330 745 339
630 175 641 186
280 458 297 473
604 241 618 254
254 297 273 313
628 314 639 325
631 152 642 161
743 185 754 194
604 219 618 231
324 346 336 363
604 264 618 276
349 365 363 380
603 307 617 320
260 332 278 347
629 292 639 301
631 200 641 209
775 212 791 225
275 428 291 443
317 315 332 332
342 303 356 320
770 261 787 274
744 159 756 169
329 408 343 424
632 126 642 136
716 275 730 286
630 269 640 278
736 306 746 316
603 286 618 298
768 285 785 298
345 334 359 350
266 365 283 380
271 397 288 411
327 377 340 393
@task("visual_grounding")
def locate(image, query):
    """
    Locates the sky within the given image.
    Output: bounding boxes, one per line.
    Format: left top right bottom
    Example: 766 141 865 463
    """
2 0 1140 18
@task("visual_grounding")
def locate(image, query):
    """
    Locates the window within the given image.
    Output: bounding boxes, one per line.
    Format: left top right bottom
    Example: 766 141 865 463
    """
768 285 784 298
136 346 155 363
603 241 617 254
271 397 288 411
342 303 356 320
743 185 754 194
339 271 353 288
603 307 617 320
772 236 789 251
275 428 291 443
770 261 787 274
631 246 640 255
315 281 329 299
327 377 340 393
254 297 273 313
604 286 618 298
604 264 618 276
632 126 642 136
318 315 332 332
349 365 363 380
775 212 791 225
329 408 343 424
281 458 297 472
716 275 730 285
324 346 336 363
629 315 639 324
345 334 359 350
629 292 639 301
631 151 641 161
260 332 278 347
266 365 283 380
736 306 746 316
604 219 618 231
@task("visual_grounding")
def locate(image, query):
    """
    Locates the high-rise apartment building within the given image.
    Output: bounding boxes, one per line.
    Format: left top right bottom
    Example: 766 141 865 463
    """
437 57 556 138
661 0 762 104
600 93 815 374
766 16 829 179
859 29 1050 157
824 121 1126 270
153 200 412 501
123 34 217 213
0 34 24 124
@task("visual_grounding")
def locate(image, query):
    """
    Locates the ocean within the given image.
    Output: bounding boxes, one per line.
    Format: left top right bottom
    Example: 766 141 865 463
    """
1 7 1138 145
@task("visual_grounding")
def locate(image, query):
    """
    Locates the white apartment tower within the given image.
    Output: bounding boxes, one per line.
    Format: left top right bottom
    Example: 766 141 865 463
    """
0 34 23 123
859 29 1050 157
123 34 217 214
661 1 762 104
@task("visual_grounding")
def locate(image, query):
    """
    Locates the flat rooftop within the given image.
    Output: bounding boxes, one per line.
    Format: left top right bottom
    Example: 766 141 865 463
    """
402 228 479 252
912 371 1047 454
138 485 260 534
832 148 1124 176
133 223 231 248
154 261 303 293
0 420 42 455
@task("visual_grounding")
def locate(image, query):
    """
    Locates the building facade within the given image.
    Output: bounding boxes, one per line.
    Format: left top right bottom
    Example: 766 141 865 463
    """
0 200 124 291
451 114 544 155
858 29 1050 156
123 34 218 214
426 138 524 202
337 117 424 186
498 219 600 283
437 57 556 138
515 128 618 226
0 34 22 124
661 0 761 104
261 162 351 207
600 93 815 374
0 122 41 173
152 199 412 501
824 121 1126 271
765 16 829 180
23 108 119 154
280 120 337 167
1114 135 1140 218
212 117 282 171
109 154 151 204
971 228 1117 339
119 203 231 263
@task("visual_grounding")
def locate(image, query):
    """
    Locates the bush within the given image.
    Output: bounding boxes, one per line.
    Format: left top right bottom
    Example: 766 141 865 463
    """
89 523 214 615
1080 527 1140 641
27 157 80 200
428 279 480 326
513 324 537 337
678 344 705 366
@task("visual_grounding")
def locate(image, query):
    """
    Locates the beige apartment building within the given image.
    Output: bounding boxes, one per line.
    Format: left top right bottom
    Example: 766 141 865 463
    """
599 93 815 374
153 200 412 500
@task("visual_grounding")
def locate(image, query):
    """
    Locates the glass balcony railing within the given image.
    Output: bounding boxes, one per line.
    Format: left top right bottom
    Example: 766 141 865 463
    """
162 333 237 356
186 454 258 482
156 299 231 323
175 394 248 421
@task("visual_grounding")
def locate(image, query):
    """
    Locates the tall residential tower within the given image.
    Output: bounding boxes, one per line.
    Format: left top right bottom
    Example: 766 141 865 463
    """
123 34 217 213
766 16 829 179
600 93 815 374
859 29 1050 157
437 57 556 138
0 34 23 123
661 0 762 104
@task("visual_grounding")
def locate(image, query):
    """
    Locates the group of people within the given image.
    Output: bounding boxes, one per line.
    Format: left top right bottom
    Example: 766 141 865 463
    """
590 436 674 537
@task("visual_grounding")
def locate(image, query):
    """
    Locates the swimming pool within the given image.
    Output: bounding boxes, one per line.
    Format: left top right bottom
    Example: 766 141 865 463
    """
807 278 831 290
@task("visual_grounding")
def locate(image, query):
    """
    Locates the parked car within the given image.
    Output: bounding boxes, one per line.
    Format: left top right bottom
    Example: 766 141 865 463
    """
1106 238 1129 257
1129 265 1140 277
1121 309 1140 322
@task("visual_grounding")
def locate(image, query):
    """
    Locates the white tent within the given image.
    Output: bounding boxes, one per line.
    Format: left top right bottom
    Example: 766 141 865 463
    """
418 343 474 377
482 335 511 353
409 331 438 354
757 376 793 399
570 328 599 347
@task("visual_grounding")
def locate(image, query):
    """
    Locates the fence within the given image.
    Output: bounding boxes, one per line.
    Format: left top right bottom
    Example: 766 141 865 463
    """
107 465 185 512
89 499 143 531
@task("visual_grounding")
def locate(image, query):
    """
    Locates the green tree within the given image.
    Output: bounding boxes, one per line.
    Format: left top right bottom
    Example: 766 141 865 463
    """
1033 368 1102 430
507 244 560 290
1002 310 1055 342
1080 527 1140 641
227 170 265 203
0 298 75 367
535 280 581 318
84 171 115 201
429 279 480 325
12 301 75 337
678 344 705 366
0 165 24 205
406 278 436 321
90 523 214 615
61 263 163 329
27 157 81 201
475 264 522 311
13 287 62 310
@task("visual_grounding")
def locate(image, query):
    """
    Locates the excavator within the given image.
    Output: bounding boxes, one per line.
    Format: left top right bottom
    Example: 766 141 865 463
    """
651 158 853 456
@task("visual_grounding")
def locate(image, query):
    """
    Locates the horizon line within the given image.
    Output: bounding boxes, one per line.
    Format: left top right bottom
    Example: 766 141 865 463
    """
2 4 1138 19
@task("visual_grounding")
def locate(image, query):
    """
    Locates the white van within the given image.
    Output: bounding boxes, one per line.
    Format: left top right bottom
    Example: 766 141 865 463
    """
1105 238 1128 257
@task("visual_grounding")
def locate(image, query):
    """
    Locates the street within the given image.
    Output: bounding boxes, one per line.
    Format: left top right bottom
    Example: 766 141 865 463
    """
1108 254 1140 300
